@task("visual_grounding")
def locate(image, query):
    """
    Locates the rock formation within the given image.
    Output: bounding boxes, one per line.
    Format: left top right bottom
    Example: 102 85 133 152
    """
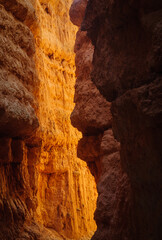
70 0 131 239
0 0 97 239
70 0 162 239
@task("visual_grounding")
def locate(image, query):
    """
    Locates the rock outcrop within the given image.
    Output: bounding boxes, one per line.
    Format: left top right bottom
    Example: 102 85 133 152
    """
70 0 113 183
0 0 97 239
70 1 131 239
31 1 97 239
70 0 162 239
0 2 41 239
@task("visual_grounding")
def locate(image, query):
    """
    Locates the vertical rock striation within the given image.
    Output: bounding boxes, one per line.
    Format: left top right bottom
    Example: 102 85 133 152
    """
70 0 162 239
31 1 97 239
0 0 97 239
0 1 40 239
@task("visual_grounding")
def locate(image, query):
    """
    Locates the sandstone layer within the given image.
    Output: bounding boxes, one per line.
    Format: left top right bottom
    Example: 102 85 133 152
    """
31 1 97 239
0 0 97 239
70 0 162 239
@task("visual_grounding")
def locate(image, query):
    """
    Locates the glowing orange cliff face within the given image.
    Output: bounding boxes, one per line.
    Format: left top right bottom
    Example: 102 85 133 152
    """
0 0 97 239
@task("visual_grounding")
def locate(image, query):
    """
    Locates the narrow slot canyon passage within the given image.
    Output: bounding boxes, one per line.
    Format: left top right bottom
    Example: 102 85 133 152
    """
0 0 162 240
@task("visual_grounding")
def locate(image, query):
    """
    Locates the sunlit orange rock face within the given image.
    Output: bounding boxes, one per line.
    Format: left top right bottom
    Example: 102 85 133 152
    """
32 1 97 239
0 0 97 239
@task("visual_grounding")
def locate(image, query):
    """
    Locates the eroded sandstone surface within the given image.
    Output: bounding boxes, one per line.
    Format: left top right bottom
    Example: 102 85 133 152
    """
0 0 97 239
70 0 162 239
70 1 131 239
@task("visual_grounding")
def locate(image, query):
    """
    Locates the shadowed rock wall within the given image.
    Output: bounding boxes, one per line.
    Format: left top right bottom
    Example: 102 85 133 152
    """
70 1 131 239
70 0 162 239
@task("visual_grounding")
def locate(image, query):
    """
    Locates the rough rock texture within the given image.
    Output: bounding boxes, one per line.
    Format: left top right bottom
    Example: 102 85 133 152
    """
71 29 112 136
0 0 97 239
32 1 97 239
82 0 162 102
70 1 131 239
70 0 113 184
70 0 162 239
0 1 39 138
69 0 87 27
0 2 43 239
94 130 131 240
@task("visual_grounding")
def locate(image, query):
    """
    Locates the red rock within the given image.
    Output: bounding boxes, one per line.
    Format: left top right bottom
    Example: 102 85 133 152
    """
70 1 132 239
69 0 88 27
75 0 162 239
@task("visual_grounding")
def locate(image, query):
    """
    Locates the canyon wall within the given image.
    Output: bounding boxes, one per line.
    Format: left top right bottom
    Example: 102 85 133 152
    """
32 1 97 239
0 0 97 239
70 0 162 239
70 0 131 239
